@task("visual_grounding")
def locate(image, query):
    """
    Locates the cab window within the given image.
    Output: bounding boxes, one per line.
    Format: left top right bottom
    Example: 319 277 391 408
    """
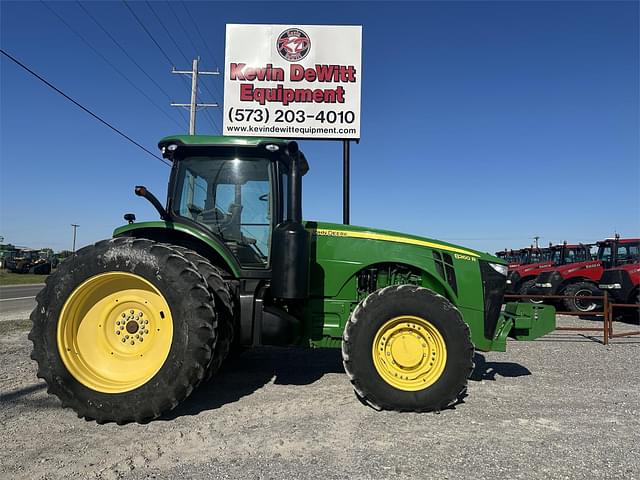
174 156 273 268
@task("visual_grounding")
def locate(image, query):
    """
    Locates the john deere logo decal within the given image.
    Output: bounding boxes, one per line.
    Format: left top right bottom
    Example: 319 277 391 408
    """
277 28 311 62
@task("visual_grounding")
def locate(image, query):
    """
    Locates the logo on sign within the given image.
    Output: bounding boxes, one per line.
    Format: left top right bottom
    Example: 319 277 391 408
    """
277 28 311 61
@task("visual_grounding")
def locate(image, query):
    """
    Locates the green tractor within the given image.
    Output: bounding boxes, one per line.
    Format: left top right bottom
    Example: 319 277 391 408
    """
30 136 555 424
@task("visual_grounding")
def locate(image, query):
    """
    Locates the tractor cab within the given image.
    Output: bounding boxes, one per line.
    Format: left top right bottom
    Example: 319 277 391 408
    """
153 136 310 298
596 237 640 269
496 249 525 268
548 242 593 265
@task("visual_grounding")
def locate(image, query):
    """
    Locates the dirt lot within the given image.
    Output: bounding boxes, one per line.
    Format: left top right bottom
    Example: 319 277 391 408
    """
1 316 638 480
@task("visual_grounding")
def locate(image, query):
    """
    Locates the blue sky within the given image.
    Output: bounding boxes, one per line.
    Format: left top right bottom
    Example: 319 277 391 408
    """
1 1 638 253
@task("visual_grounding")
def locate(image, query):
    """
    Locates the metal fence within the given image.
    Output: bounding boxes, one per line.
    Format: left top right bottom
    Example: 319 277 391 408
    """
504 292 639 345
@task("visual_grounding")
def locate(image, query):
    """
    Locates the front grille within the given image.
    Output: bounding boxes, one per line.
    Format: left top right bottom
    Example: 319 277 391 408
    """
479 261 506 339
599 269 633 302
535 271 553 284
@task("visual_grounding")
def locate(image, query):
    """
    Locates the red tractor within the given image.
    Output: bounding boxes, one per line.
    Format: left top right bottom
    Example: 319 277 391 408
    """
505 246 553 296
521 243 594 303
496 249 527 269
534 236 640 312
599 259 640 307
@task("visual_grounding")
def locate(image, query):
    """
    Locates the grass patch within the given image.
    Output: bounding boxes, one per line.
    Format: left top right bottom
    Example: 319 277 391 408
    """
0 270 48 286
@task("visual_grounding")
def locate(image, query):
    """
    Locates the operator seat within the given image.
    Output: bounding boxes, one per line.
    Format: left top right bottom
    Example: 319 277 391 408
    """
224 203 243 241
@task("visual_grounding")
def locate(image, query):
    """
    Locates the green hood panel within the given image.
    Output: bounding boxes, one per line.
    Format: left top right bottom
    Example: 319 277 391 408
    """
305 221 500 264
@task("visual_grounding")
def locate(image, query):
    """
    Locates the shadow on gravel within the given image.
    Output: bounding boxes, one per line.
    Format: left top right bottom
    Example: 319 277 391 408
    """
162 346 344 420
469 353 531 381
0 382 46 402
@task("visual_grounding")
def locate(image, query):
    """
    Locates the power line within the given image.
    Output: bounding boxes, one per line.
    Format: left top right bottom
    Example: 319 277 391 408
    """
123 0 220 133
40 1 183 130
165 1 200 56
75 1 189 127
122 0 214 132
0 49 170 167
122 1 175 67
145 0 190 65
165 0 222 113
178 1 223 132
197 84 221 132
146 0 222 133
181 2 223 72
171 58 219 134
180 1 224 99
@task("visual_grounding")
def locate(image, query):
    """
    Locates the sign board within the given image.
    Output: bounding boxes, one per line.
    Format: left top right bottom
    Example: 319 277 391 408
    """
223 24 362 139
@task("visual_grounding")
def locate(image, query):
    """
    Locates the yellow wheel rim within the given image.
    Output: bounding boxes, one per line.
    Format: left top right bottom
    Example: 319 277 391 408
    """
372 315 447 391
57 272 173 394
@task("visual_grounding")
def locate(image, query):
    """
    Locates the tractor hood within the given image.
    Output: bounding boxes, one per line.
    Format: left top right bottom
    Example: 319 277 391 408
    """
305 221 500 264
512 261 555 275
604 263 640 274
553 259 602 276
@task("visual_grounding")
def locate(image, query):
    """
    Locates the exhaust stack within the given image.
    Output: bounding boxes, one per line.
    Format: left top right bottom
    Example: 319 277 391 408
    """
271 143 309 299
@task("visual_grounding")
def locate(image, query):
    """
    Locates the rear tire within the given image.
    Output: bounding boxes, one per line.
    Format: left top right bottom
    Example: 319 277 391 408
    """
563 282 601 313
29 237 217 424
171 246 235 381
342 285 473 412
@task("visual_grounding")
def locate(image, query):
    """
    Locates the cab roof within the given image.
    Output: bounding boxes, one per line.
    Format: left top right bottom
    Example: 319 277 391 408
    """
158 135 308 174
158 135 287 148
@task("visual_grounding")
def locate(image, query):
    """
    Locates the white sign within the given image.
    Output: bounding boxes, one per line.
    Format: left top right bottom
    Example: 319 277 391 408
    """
223 24 362 139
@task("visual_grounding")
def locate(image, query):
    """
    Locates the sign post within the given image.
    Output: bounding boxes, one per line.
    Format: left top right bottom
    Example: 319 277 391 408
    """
224 24 362 223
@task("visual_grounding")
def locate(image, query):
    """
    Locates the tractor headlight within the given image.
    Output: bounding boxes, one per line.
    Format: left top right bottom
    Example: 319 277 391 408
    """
536 283 552 288
598 283 622 290
489 263 508 276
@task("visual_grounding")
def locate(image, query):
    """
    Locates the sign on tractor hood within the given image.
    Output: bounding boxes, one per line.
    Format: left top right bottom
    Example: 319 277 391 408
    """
223 24 362 140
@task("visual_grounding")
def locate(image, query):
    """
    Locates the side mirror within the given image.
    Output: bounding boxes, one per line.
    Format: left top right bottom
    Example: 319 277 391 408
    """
124 213 136 224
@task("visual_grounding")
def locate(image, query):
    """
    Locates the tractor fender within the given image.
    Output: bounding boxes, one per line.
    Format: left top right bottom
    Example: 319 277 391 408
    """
113 222 241 278
559 276 597 293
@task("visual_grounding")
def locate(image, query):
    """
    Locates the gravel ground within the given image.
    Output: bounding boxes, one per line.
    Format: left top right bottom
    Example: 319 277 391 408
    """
0 315 638 480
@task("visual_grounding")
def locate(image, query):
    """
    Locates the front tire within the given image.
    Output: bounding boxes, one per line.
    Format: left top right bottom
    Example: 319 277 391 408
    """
342 285 473 412
519 278 543 304
563 282 602 313
29 237 217 424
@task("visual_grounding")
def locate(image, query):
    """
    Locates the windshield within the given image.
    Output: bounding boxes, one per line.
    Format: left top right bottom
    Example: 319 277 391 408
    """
529 249 550 263
564 247 590 264
173 156 273 268
597 241 640 266
616 242 640 265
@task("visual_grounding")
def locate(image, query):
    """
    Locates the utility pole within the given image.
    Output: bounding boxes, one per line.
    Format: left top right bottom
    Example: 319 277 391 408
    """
71 224 79 254
343 140 350 225
533 235 540 249
171 58 219 135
